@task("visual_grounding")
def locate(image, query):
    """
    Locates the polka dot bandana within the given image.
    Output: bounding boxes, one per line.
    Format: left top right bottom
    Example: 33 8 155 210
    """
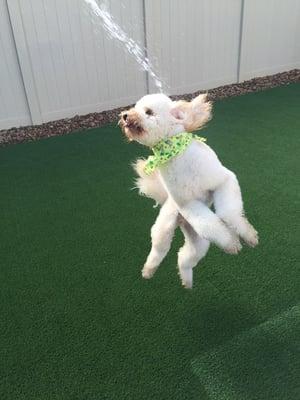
144 132 206 175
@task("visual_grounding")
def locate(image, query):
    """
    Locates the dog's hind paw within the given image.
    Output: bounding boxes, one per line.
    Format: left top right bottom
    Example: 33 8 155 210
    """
224 239 242 255
244 228 259 248
182 279 193 289
142 266 156 279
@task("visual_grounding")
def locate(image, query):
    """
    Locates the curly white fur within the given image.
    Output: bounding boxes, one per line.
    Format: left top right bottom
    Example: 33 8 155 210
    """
121 93 258 288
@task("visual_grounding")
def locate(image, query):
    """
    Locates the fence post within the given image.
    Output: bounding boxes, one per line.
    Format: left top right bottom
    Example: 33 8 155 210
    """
237 0 245 83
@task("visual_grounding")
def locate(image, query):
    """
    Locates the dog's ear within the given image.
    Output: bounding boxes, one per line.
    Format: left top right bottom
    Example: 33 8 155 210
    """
171 94 212 132
170 101 187 121
191 93 209 109
186 94 212 131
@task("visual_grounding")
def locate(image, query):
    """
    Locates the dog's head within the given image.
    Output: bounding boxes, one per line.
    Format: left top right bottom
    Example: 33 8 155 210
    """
119 93 212 147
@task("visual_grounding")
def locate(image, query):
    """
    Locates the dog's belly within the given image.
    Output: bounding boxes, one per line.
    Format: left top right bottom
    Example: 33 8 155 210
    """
159 141 228 206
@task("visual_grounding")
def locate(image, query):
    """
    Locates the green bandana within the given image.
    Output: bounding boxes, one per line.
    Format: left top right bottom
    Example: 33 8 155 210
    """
144 132 206 175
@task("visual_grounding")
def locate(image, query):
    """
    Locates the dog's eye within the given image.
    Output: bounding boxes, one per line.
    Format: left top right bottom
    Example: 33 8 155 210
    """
145 108 154 116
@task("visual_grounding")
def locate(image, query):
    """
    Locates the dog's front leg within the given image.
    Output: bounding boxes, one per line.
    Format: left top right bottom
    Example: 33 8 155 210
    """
178 200 241 254
142 198 178 279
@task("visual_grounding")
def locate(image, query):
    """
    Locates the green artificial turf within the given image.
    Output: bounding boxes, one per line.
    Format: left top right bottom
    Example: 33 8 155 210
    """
0 83 299 399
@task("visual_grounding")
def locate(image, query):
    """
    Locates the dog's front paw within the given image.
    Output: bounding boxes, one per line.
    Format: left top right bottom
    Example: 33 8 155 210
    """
142 266 156 279
133 159 147 178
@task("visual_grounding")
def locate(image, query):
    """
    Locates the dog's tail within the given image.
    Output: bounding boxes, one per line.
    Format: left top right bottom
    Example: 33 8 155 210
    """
132 159 168 205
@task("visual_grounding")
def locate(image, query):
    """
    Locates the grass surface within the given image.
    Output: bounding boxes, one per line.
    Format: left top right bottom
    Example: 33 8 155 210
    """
0 84 299 399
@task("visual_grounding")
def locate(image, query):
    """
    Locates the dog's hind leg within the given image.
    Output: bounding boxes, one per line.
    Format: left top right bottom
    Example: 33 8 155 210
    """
142 198 178 279
177 200 241 254
178 218 210 289
213 172 258 247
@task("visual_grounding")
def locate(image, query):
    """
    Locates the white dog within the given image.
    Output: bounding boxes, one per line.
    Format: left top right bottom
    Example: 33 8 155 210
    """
119 93 258 288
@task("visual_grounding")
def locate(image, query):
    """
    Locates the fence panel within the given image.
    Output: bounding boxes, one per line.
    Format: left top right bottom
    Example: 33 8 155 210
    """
1 0 300 130
239 0 300 81
0 0 31 130
144 0 243 94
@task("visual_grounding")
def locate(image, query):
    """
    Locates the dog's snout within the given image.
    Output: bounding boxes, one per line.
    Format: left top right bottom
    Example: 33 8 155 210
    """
123 113 128 121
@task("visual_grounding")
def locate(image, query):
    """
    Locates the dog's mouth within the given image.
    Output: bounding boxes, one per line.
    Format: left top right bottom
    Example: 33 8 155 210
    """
118 112 145 140
124 120 143 133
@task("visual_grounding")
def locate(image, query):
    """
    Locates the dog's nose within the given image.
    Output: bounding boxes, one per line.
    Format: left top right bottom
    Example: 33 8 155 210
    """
123 113 128 121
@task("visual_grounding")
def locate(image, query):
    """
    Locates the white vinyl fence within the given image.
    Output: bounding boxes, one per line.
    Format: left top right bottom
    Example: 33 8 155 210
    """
1 0 299 130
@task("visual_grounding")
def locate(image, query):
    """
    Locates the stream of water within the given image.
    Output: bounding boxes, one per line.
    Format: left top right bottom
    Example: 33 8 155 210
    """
84 0 165 92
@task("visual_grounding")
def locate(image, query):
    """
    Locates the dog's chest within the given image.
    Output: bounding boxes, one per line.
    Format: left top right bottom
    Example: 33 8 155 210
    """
158 141 224 202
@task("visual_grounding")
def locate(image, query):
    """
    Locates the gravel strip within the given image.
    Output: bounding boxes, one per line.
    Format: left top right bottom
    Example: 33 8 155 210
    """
1 69 299 146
